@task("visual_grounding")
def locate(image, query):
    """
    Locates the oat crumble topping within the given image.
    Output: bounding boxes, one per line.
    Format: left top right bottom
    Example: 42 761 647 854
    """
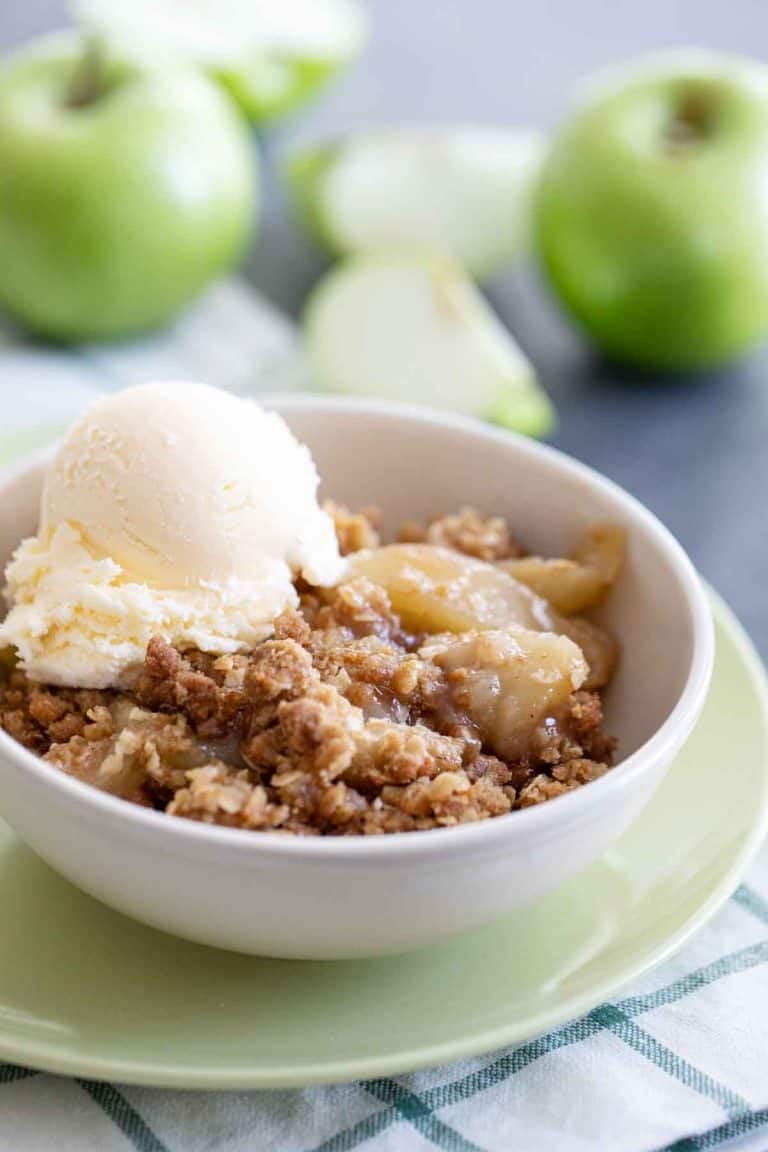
0 506 619 835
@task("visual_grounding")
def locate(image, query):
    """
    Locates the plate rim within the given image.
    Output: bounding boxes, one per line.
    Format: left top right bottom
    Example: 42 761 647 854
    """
0 587 766 1089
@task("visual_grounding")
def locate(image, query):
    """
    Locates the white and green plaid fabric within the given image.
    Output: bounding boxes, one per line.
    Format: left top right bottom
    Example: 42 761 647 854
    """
1 280 767 1152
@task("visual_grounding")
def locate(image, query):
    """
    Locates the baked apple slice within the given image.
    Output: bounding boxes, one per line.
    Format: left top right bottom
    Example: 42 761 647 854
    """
425 628 588 761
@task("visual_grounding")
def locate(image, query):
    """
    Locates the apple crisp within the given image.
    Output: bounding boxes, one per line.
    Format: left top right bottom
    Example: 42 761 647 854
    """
0 506 621 835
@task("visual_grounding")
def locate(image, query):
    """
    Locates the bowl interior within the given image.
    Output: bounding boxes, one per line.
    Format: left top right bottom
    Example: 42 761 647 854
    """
0 402 698 762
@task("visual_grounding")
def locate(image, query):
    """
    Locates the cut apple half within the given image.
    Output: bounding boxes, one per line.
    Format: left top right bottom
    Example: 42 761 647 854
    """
286 127 546 279
71 0 369 121
303 249 554 436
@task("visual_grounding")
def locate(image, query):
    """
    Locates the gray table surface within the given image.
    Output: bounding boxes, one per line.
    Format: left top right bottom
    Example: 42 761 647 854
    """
2 1 766 658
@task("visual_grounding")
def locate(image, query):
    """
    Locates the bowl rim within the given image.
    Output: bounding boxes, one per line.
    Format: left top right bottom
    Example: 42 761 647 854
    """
0 394 715 861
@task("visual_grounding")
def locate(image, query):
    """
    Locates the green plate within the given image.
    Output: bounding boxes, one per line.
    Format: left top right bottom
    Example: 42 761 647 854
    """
0 591 765 1089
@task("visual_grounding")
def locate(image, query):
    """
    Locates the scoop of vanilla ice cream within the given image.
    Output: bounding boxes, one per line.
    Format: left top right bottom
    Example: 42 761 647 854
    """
0 381 344 688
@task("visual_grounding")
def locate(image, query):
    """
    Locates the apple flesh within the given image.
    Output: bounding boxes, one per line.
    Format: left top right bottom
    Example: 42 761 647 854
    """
536 51 768 370
303 249 554 437
285 127 546 280
0 36 256 342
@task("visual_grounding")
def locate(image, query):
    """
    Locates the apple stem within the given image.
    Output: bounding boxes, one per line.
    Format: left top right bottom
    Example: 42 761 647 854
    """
64 37 107 110
665 88 717 150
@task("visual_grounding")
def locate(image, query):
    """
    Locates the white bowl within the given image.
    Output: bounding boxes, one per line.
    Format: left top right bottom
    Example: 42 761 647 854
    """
0 397 714 959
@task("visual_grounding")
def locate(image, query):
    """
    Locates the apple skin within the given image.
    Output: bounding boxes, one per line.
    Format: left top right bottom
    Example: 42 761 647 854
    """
284 143 341 249
0 39 257 342
535 54 768 371
215 56 347 123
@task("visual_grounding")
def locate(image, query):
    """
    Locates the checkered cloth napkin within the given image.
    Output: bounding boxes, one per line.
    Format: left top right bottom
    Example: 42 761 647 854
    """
1 279 768 1152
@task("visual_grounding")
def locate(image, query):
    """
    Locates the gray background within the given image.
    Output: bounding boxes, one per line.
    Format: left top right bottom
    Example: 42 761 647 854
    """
2 1 766 656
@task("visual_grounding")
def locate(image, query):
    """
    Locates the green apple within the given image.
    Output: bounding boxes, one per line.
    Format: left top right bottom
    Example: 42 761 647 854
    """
536 51 768 371
303 248 554 437
0 35 256 342
286 127 546 280
72 0 369 123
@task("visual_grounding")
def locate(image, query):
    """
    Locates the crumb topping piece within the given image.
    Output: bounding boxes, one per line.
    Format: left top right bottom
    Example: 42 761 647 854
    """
399 506 525 562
